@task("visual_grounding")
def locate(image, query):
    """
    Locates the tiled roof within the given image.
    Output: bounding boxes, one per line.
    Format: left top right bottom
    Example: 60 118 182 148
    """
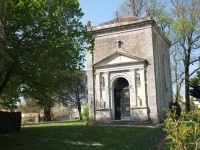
99 14 139 26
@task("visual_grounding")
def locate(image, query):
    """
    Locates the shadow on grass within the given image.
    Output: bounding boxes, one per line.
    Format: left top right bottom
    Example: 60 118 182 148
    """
21 120 84 127
0 121 164 150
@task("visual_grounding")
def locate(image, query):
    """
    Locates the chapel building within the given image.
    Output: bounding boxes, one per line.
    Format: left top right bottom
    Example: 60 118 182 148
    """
87 15 172 123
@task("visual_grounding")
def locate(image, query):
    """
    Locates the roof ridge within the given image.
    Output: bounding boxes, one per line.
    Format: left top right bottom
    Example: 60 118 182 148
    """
99 14 139 26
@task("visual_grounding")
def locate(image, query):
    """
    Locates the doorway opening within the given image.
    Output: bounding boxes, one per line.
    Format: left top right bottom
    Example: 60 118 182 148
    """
114 77 130 120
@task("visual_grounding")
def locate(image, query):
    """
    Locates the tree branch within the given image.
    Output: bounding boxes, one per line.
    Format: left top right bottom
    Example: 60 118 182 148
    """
189 58 200 65
189 68 200 77
0 64 14 95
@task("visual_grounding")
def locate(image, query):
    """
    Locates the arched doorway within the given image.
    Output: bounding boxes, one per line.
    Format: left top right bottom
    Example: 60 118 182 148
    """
114 78 130 120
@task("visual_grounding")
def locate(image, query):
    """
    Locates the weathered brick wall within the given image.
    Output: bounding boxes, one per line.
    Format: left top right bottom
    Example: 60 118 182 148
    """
93 29 149 64
93 37 115 64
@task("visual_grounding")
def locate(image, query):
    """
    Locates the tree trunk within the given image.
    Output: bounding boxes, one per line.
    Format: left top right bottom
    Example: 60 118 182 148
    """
77 98 82 120
174 55 181 103
0 65 13 95
175 83 179 102
44 102 51 121
0 1 5 42
78 105 82 120
0 0 8 95
77 85 82 120
185 65 190 112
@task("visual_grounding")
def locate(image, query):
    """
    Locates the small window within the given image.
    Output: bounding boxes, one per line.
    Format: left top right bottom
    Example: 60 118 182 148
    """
118 40 122 48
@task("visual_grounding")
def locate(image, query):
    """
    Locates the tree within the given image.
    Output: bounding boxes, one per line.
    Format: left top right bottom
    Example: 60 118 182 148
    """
17 98 42 114
119 0 149 17
0 0 91 117
118 0 171 34
0 0 11 96
58 70 87 120
0 87 21 111
0 0 17 111
51 103 73 121
171 45 184 102
189 71 200 100
170 0 200 112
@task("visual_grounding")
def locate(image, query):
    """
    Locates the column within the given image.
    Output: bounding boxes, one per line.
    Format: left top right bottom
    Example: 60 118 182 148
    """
87 50 95 119
130 69 136 107
95 72 100 109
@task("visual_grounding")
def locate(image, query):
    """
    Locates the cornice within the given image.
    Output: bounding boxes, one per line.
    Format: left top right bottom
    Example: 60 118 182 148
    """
88 17 153 35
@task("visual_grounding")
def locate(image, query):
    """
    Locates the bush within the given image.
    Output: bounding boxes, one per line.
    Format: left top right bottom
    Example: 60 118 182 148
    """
82 103 89 122
163 108 200 150
169 101 181 119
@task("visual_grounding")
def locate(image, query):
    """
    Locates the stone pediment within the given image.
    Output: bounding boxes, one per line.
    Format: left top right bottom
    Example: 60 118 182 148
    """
93 51 146 67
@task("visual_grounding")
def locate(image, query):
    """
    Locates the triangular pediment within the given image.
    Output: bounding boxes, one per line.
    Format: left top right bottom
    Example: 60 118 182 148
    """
94 51 146 67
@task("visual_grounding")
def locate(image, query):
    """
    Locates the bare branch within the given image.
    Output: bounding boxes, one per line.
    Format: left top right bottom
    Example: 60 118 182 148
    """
189 67 200 77
189 57 200 65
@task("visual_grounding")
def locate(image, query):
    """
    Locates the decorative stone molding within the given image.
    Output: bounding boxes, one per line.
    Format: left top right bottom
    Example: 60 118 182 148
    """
100 75 105 90
109 71 130 83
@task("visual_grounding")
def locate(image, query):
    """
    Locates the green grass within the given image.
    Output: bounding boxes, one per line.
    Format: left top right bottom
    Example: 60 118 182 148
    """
0 120 164 150
162 121 200 150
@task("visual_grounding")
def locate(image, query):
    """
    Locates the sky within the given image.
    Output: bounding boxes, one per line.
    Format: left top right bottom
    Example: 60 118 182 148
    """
79 0 125 70
79 0 125 27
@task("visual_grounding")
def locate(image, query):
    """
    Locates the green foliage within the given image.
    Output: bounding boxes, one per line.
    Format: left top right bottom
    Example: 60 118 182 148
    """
0 0 12 94
150 6 172 36
189 71 200 99
0 0 93 117
58 70 87 119
0 77 21 111
0 97 19 111
163 107 200 150
169 101 182 119
82 103 89 121
172 17 193 40
186 108 200 149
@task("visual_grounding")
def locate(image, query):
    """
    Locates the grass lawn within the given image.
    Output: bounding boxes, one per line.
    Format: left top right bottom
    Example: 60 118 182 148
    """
0 120 164 150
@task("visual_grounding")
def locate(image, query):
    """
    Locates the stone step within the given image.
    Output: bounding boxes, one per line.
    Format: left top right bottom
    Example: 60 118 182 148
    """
121 117 131 120
109 120 154 126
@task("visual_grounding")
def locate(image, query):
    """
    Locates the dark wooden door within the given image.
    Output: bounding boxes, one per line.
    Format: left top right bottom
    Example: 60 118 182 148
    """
121 88 130 116
114 89 121 120
114 78 129 120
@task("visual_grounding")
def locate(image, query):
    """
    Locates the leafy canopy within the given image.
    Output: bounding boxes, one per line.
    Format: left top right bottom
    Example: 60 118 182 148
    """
0 0 91 110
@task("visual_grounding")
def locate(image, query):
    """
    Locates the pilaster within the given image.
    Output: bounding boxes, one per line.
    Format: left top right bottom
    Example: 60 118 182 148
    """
104 72 109 108
141 68 147 107
130 69 136 107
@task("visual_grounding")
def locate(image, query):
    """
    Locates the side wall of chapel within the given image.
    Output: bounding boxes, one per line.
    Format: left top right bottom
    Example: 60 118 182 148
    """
152 26 172 122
